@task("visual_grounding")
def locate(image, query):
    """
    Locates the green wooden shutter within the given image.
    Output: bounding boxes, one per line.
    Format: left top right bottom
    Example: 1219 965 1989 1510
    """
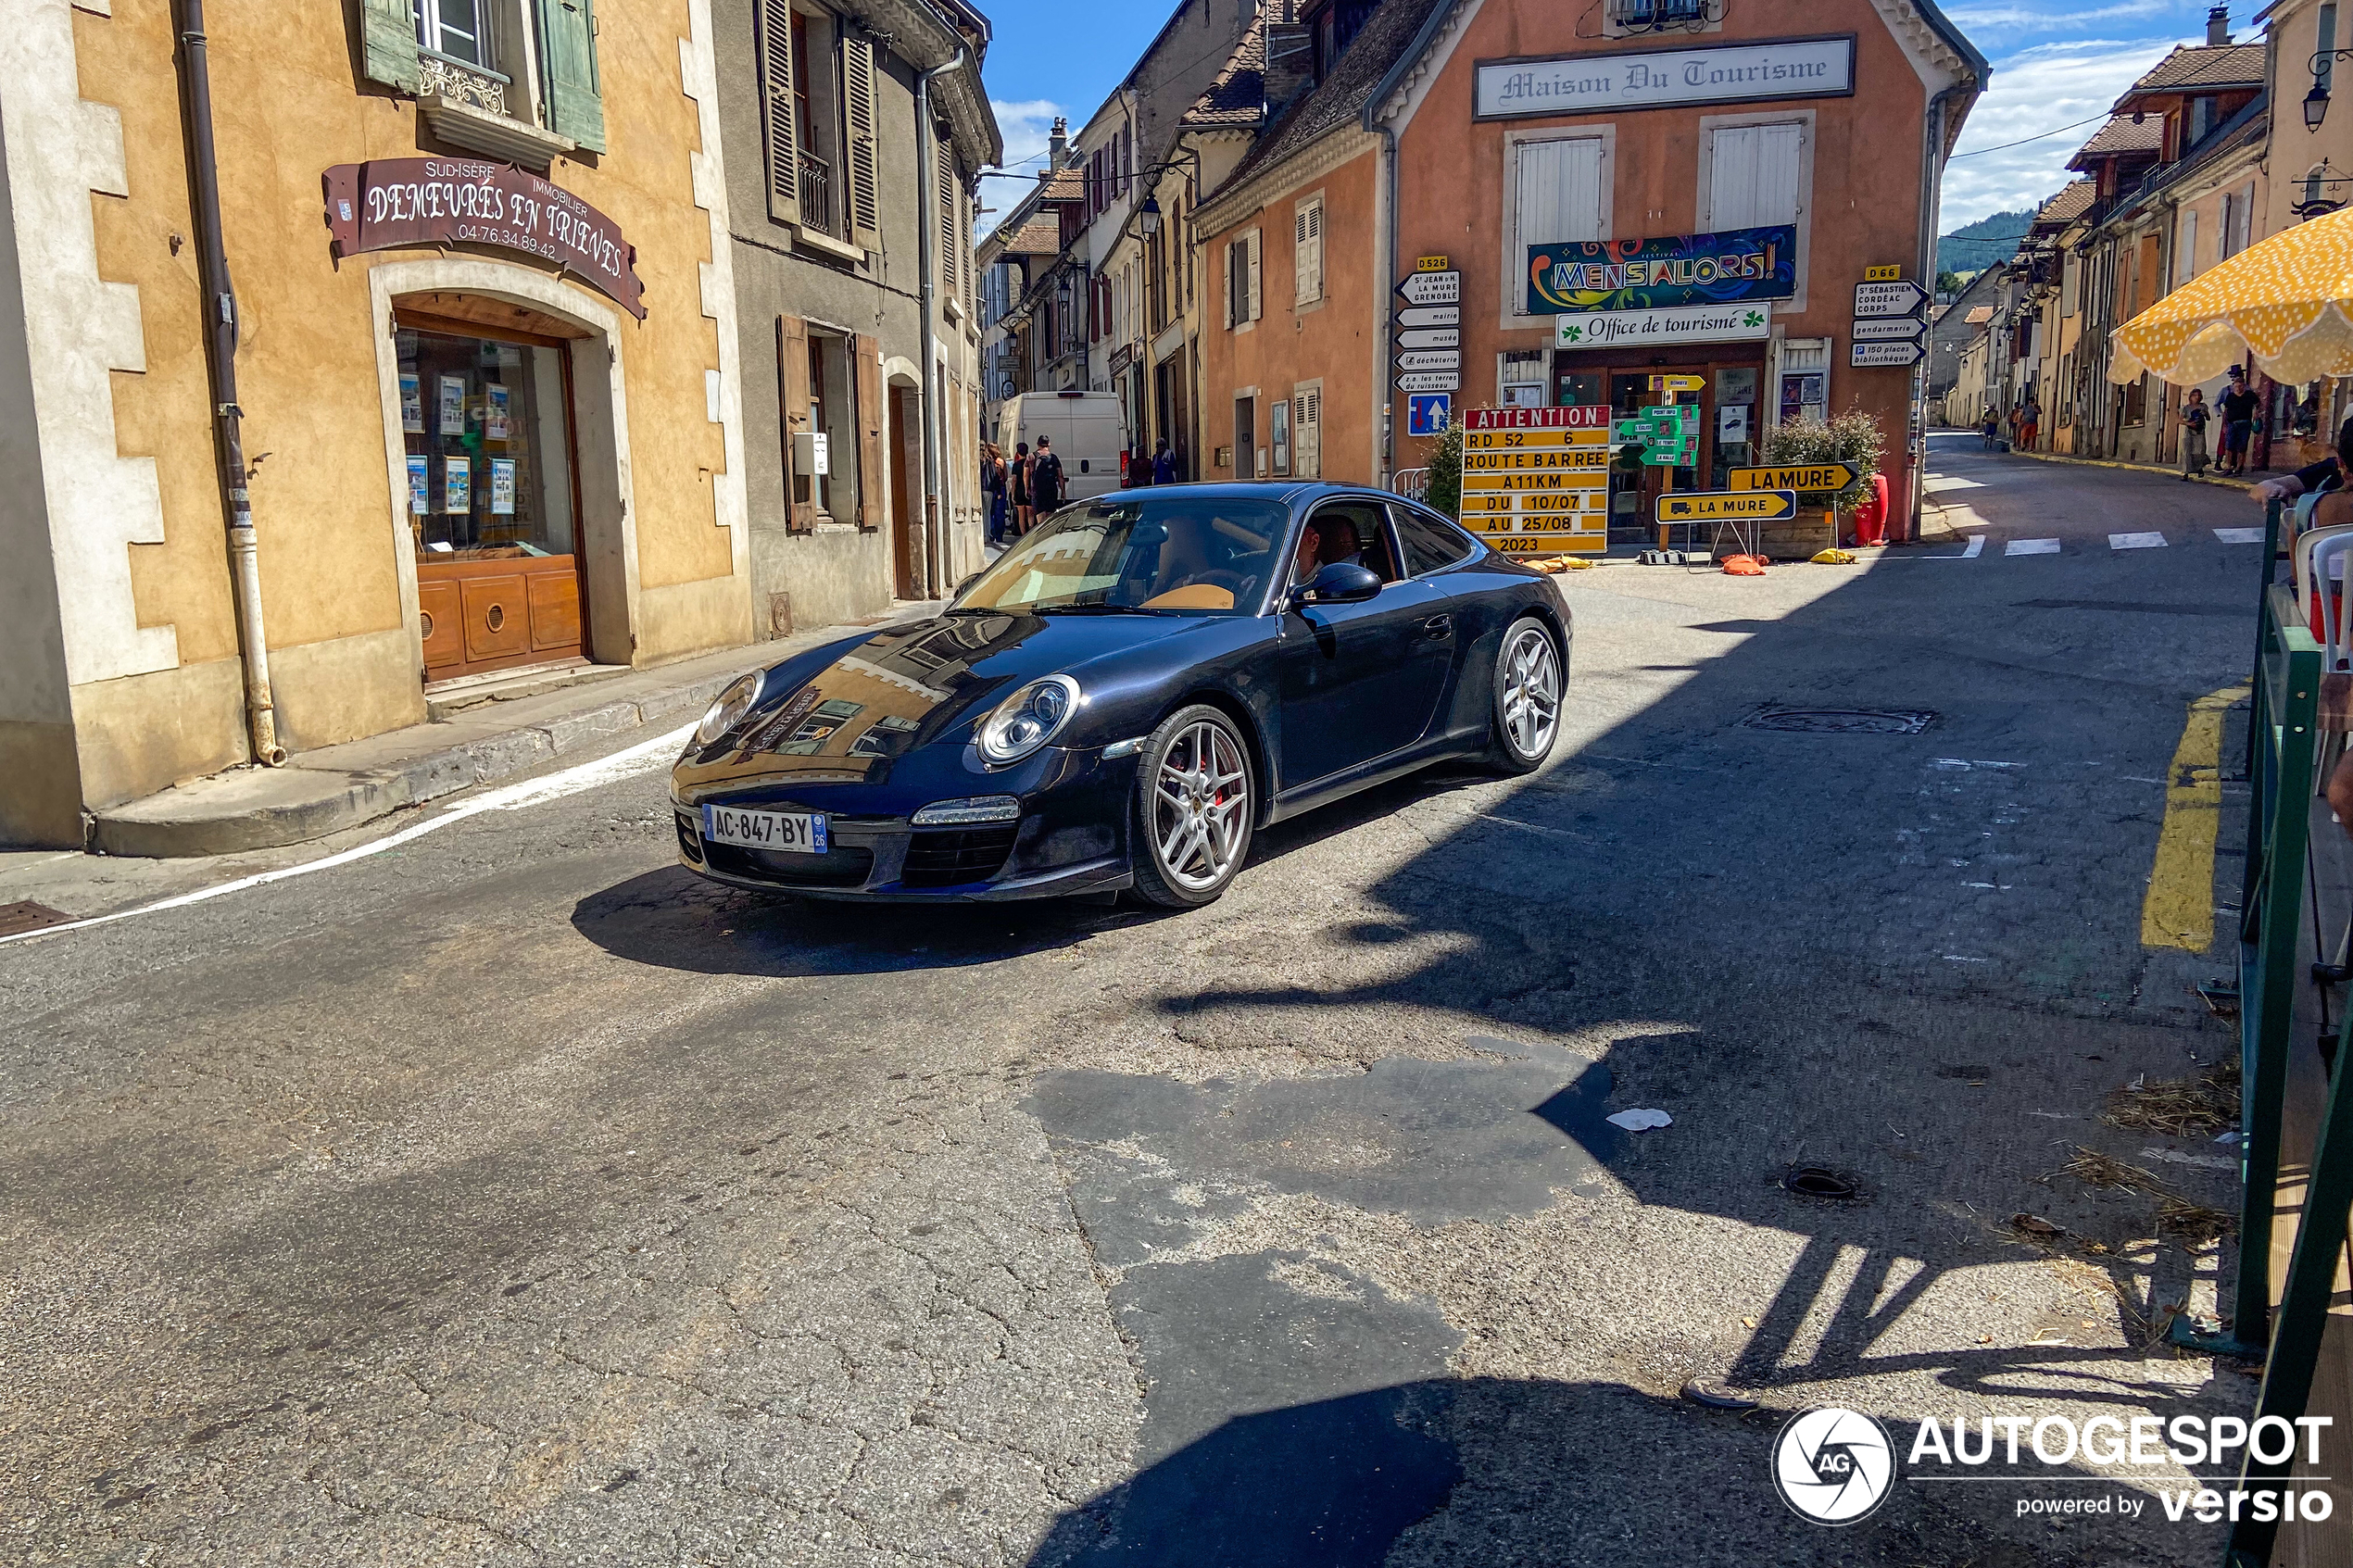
756 0 800 224
361 0 421 94
843 36 880 249
536 0 607 153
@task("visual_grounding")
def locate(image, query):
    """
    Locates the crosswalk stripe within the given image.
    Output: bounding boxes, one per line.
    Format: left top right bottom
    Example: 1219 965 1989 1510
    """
2007 538 2061 556
2110 532 2168 549
1961 534 1983 558
2214 527 2266 544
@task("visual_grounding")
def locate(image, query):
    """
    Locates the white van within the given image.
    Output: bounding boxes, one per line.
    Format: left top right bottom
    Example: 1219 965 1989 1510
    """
999 392 1127 503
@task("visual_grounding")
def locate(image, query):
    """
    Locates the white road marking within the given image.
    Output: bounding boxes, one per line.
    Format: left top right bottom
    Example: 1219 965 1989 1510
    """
1930 759 2027 771
1960 534 1984 558
2110 532 2168 549
2007 538 2061 556
0 722 698 948
1924 475 1987 492
2214 527 2266 544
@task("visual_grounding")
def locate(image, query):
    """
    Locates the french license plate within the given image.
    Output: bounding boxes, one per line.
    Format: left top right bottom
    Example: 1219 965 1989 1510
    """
702 804 828 854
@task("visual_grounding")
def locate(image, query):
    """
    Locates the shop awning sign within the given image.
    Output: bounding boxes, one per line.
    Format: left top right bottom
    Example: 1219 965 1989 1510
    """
1657 489 1797 523
1528 224 1793 314
323 157 646 320
1554 302 1772 349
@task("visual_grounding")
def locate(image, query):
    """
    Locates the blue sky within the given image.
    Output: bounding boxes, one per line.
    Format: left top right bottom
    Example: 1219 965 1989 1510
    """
975 0 2234 236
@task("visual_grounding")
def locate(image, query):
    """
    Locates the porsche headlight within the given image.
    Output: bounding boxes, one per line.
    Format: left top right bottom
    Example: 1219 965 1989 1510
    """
975 676 1080 767
696 671 765 747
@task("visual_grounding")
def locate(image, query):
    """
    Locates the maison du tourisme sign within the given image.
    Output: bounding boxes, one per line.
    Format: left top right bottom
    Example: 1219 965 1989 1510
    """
1476 35 1856 119
322 157 646 319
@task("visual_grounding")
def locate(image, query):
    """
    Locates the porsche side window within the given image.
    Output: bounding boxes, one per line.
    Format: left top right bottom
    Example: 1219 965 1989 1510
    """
953 497 1289 615
1295 503 1402 587
1391 504 1477 577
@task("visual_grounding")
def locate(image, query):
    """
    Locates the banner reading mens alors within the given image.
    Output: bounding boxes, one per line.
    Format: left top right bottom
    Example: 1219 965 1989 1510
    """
1528 226 1795 316
323 157 646 320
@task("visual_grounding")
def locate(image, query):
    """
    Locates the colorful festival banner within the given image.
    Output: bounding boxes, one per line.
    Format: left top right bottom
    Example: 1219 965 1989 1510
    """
1527 224 1795 316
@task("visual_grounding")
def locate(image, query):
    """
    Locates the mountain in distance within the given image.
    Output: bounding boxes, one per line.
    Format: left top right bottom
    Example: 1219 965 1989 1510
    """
1938 207 2035 277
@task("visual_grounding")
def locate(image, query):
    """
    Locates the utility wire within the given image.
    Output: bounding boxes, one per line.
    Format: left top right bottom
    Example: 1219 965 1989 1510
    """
1948 111 2113 159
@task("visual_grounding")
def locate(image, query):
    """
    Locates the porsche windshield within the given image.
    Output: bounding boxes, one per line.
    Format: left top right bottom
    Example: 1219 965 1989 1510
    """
953 497 1289 615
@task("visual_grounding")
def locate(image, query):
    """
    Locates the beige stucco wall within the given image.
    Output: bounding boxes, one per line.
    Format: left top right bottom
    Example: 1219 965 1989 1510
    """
18 0 749 828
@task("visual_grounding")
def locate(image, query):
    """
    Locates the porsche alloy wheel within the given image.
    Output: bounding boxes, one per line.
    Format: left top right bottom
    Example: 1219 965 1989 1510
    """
1491 618 1562 772
1131 706 1254 908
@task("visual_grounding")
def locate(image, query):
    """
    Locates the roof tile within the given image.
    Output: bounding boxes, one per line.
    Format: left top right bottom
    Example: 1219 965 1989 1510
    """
2129 43 2266 92
1186 11 1267 129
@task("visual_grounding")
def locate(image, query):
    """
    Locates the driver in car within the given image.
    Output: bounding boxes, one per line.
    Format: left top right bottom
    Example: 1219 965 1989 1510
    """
1291 520 1363 583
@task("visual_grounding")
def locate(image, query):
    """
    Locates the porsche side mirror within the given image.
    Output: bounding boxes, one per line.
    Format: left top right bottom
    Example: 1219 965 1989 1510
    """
1290 561 1381 608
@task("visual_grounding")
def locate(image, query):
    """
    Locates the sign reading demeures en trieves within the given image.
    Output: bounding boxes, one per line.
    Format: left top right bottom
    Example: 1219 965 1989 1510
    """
1476 36 1856 119
323 157 645 320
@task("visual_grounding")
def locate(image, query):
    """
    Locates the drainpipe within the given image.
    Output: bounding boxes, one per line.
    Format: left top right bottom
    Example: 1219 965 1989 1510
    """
175 0 283 764
1376 120 1400 488
915 48 967 599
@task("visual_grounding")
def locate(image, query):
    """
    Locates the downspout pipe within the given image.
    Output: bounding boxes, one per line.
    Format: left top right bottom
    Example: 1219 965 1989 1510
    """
915 48 967 600
175 0 283 765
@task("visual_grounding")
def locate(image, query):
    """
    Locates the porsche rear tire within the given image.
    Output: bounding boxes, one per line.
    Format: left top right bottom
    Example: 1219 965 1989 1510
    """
1128 705 1255 909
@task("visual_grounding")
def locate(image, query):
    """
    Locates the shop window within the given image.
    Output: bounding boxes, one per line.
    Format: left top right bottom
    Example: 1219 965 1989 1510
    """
1710 366 1759 488
755 0 883 249
1499 350 1547 408
398 320 584 682
1779 339 1829 427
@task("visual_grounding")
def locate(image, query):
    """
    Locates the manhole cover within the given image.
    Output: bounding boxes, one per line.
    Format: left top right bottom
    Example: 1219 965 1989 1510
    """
0 901 72 936
1742 709 1937 734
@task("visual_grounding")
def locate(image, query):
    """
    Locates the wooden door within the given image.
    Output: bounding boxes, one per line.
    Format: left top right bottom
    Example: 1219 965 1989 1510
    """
888 384 917 599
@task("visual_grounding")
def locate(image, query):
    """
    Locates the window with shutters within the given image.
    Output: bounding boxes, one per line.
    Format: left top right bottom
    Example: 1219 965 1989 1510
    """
1293 194 1324 308
754 1 878 254
2175 208 2197 288
938 133 961 299
1505 134 1605 320
1292 382 1322 479
1699 115 1810 307
362 0 604 159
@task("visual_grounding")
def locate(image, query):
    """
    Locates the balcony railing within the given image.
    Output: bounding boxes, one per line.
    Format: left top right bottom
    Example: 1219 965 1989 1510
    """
417 49 509 118
799 149 835 236
1609 0 1714 31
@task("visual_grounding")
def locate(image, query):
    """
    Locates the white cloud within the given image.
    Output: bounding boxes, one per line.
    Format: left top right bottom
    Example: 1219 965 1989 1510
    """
980 98 1065 235
1945 0 2183 32
1940 37 2192 230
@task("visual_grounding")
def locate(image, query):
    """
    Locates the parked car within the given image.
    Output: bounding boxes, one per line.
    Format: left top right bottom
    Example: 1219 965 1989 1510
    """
998 392 1126 500
670 483 1569 908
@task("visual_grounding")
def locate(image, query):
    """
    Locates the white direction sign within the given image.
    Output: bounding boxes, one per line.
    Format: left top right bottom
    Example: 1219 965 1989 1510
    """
1395 370 1462 393
1854 280 1928 318
1850 338 1924 368
1395 350 1462 372
1394 305 1461 329
1395 270 1461 307
1396 328 1461 350
1851 316 1926 342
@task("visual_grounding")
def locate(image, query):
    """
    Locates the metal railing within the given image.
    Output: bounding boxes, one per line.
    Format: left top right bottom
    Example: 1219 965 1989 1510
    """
799 150 835 235
1389 467 1430 501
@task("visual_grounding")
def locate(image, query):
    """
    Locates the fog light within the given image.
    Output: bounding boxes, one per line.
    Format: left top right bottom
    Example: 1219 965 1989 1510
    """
911 795 1022 826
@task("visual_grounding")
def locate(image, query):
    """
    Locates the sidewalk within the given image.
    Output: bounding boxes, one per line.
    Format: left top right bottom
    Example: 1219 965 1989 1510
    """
1950 433 2275 491
87 608 938 859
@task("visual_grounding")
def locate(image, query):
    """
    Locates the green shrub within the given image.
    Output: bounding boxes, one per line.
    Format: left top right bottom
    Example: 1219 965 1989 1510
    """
1422 422 1463 518
1760 407 1885 510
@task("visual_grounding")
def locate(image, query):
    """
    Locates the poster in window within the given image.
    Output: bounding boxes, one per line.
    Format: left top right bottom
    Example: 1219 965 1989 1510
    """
407 454 430 514
444 456 472 514
400 373 423 434
486 383 511 441
490 458 517 516
438 373 467 436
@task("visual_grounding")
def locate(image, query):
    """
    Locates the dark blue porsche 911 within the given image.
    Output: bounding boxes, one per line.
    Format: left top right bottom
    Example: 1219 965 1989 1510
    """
669 483 1569 908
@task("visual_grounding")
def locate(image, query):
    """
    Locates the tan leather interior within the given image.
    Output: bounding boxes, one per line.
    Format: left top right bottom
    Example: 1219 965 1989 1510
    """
1139 583 1236 610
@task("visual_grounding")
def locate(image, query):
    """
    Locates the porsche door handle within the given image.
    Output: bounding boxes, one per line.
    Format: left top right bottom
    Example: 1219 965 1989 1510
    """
1420 614 1453 640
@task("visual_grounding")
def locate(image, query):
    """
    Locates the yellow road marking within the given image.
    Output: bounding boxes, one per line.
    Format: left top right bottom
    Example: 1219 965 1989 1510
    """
2142 682 2249 951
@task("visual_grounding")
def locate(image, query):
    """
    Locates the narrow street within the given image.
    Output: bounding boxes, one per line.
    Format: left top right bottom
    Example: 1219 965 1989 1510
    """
0 437 2268 1565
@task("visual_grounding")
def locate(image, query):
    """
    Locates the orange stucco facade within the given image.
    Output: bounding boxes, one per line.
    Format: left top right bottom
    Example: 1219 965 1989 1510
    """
1194 0 1980 543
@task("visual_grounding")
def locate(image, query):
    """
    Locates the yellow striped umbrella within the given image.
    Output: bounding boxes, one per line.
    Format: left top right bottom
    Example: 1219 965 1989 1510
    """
2110 206 2353 386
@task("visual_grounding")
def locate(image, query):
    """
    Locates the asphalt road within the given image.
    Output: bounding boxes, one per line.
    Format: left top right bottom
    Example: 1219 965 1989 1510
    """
1 437 2276 1566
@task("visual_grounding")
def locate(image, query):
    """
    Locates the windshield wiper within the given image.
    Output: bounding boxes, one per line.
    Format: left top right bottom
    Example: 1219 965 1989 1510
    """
1035 602 1172 616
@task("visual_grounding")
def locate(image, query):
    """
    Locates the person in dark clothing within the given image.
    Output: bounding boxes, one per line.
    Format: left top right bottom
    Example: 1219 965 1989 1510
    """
2249 417 2353 505
1011 441 1032 533
1152 438 1176 485
2180 389 2210 481
1030 436 1065 513
2218 371 2260 476
983 443 1009 545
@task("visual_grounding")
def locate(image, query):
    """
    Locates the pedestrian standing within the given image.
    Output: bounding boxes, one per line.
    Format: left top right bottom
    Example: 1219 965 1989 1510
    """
1011 440 1032 533
2180 389 2210 481
2219 370 2260 477
1031 435 1065 515
1152 438 1176 485
1980 409 1999 451
984 443 1009 544
2019 396 2040 451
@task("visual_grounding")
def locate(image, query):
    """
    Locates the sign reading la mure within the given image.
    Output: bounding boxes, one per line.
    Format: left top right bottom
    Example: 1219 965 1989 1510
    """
323 157 646 320
1476 36 1856 119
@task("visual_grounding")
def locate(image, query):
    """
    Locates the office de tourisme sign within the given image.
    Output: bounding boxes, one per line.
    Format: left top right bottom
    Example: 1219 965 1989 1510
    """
1476 36 1856 119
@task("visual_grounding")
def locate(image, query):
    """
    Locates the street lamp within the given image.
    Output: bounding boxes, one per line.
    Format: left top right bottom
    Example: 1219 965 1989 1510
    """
2309 82 2331 131
1139 194 1161 237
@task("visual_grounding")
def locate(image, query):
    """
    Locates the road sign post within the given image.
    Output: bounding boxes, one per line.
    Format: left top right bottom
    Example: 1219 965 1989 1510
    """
1729 461 1856 494
1457 406 1612 555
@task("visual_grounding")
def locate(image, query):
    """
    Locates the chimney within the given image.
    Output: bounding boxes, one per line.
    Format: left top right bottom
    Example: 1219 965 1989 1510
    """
1048 116 1068 169
2207 6 2231 45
